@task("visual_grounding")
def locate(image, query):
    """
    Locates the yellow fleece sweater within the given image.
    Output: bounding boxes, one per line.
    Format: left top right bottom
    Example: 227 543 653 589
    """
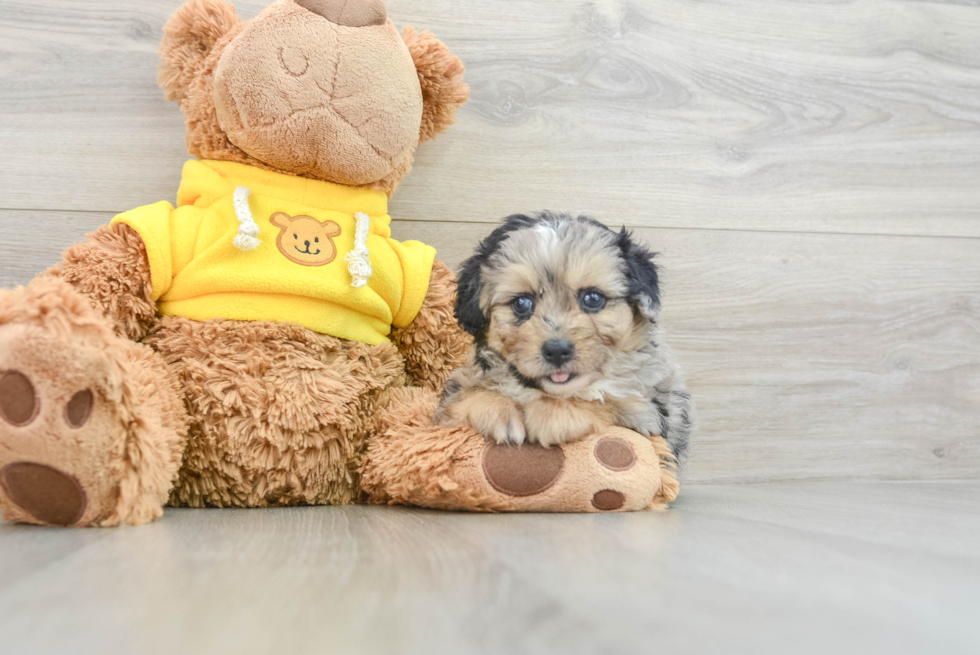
111 160 435 345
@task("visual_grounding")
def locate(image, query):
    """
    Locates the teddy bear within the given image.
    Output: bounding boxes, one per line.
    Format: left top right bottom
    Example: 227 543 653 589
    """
0 0 679 527
0 0 472 527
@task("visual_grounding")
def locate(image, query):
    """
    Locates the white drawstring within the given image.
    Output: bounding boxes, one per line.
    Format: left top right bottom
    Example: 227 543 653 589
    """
345 212 373 288
232 186 261 251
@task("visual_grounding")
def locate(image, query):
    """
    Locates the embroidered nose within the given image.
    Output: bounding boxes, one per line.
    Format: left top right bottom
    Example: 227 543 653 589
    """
295 0 387 27
541 339 575 367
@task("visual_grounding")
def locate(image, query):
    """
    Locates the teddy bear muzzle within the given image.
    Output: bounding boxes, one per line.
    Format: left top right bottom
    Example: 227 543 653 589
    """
295 0 387 27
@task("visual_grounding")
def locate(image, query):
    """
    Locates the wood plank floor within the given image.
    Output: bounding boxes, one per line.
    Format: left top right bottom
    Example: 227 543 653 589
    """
0 482 977 655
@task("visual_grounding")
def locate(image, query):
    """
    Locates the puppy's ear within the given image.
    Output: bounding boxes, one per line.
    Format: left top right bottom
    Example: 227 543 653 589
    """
616 228 661 320
455 254 488 337
158 0 241 102
402 27 469 144
455 214 540 336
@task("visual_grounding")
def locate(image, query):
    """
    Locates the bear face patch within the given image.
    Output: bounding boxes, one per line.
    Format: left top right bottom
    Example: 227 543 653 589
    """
270 212 342 267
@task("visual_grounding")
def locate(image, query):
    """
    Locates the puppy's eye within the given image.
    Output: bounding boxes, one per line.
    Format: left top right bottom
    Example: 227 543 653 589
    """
579 289 607 313
315 237 319 243
511 296 534 319
294 234 298 240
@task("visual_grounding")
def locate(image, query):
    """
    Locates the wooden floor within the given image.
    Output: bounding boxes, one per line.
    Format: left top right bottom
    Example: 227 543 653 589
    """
0 482 977 655
0 1 979 652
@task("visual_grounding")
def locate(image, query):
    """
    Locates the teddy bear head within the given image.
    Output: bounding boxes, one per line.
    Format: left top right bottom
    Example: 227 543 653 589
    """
158 0 468 195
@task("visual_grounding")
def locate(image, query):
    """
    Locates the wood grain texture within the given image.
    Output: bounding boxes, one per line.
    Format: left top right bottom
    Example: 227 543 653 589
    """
0 0 979 236
0 483 977 655
4 213 978 482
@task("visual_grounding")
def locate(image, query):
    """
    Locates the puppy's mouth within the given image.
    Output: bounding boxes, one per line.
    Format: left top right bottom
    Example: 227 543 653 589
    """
546 370 576 385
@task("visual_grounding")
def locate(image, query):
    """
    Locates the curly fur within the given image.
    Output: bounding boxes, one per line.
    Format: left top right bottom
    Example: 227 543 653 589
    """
438 212 695 460
47 224 156 342
145 317 408 508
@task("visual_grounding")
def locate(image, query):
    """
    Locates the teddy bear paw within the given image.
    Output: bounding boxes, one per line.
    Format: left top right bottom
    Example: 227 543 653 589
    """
0 327 118 526
0 370 91 525
363 388 678 513
481 431 662 512
0 279 187 527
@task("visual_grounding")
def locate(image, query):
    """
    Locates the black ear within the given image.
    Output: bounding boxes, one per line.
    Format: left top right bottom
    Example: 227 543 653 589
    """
615 228 660 319
455 253 488 336
454 214 540 336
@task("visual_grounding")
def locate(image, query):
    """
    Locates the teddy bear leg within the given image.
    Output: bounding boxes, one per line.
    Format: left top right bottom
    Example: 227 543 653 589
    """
363 388 679 513
0 278 188 527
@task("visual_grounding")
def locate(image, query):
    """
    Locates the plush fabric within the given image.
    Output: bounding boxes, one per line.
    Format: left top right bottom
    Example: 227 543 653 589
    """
49 223 157 341
145 316 408 508
390 260 473 392
361 388 679 512
111 159 436 344
0 247 463 523
160 0 468 197
0 278 188 526
0 0 675 527
0 0 473 528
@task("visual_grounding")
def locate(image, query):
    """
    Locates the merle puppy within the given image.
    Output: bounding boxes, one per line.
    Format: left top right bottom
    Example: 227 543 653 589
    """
436 212 693 462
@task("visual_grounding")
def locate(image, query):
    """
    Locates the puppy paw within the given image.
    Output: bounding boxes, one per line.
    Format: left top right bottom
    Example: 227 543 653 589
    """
438 389 526 446
487 409 526 445
523 397 615 447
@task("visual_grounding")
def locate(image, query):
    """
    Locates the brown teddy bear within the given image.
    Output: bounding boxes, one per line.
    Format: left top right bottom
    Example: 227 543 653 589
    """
0 0 472 527
0 0 678 527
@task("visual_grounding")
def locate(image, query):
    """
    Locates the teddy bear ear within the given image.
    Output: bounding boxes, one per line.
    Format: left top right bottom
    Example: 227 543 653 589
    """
402 27 469 144
158 0 241 102
270 212 293 228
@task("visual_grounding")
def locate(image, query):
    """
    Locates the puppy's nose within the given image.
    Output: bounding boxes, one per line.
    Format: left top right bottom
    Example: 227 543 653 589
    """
541 339 575 367
296 0 387 27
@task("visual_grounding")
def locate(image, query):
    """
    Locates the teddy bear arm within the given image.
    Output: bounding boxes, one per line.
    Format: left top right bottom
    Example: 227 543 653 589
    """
46 223 156 341
363 387 679 513
389 259 472 392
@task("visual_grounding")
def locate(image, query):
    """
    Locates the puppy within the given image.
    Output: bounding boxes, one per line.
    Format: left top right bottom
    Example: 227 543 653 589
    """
436 212 694 462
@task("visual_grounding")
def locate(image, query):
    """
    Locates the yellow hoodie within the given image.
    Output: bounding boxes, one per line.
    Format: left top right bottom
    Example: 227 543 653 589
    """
111 160 435 345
